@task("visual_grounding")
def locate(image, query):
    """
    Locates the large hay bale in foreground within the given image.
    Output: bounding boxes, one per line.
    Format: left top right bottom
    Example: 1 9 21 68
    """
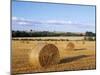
29 44 60 68
66 42 75 50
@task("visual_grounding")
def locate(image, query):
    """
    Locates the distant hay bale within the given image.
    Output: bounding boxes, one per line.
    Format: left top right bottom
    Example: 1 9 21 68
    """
67 42 75 50
29 44 60 68
82 40 85 44
55 41 57 44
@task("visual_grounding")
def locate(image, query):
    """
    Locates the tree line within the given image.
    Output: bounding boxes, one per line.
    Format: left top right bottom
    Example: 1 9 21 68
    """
12 30 96 37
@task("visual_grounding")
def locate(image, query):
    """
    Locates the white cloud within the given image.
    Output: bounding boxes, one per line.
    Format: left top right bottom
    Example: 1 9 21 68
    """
18 22 29 25
12 16 18 20
12 16 74 26
43 20 73 25
12 17 95 32
67 21 72 24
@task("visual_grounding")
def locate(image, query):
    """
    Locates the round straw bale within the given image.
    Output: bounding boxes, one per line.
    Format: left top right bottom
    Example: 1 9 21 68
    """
29 44 60 68
67 42 75 50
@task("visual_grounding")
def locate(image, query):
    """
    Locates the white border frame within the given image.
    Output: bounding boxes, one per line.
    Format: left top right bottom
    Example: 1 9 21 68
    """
0 0 100 75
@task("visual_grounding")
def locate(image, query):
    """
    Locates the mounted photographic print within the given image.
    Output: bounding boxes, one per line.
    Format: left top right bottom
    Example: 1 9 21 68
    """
12 0 96 74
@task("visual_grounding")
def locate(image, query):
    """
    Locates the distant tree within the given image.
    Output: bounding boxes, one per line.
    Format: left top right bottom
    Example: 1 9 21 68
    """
87 37 94 41
85 31 95 37
94 37 96 41
30 29 32 32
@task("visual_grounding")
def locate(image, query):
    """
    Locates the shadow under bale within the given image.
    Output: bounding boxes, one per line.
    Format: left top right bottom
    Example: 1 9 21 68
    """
74 48 86 51
59 55 89 64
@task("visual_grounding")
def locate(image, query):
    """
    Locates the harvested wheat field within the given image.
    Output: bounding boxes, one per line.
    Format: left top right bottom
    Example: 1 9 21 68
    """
12 37 96 74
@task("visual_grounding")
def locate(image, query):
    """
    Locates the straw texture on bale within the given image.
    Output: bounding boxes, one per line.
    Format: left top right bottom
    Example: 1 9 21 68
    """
67 42 75 50
29 44 60 68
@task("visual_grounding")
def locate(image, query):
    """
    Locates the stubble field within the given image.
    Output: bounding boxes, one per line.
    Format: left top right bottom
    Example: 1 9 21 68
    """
12 37 96 74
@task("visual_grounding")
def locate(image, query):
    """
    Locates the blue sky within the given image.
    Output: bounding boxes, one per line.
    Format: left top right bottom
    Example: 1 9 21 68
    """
12 1 96 33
